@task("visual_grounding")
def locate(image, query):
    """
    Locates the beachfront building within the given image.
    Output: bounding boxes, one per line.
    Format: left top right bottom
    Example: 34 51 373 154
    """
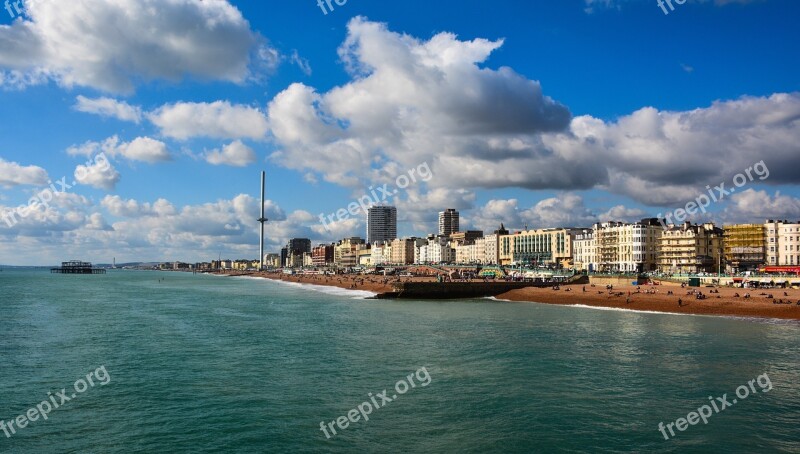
765 220 800 266
287 238 311 255
450 230 483 246
367 206 397 244
451 230 484 264
723 224 766 272
593 219 662 273
438 209 459 237
357 248 372 267
471 238 488 264
334 237 366 267
284 238 311 267
499 228 577 267
371 242 392 266
481 225 508 265
263 253 281 268
415 236 454 264
573 228 597 272
430 242 455 264
312 244 335 267
390 238 419 265
455 243 473 264
481 235 498 265
287 253 304 268
657 222 724 274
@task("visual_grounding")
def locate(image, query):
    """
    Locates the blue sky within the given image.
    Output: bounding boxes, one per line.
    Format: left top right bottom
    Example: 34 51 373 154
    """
0 0 798 265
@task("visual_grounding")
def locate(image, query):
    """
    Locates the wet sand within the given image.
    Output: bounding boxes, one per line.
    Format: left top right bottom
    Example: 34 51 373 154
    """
216 271 800 321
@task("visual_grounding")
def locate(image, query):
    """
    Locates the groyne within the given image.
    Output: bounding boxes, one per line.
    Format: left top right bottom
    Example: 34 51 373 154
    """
376 281 549 299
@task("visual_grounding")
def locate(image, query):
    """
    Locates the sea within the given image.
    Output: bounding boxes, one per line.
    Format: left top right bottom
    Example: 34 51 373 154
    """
1 269 799 453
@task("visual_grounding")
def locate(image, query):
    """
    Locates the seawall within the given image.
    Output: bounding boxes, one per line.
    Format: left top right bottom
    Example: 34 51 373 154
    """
589 276 648 286
376 282 549 299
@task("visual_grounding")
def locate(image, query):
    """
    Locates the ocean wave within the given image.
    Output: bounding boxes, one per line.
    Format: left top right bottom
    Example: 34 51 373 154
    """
237 275 378 299
486 297 800 325
566 304 690 317
568 305 800 325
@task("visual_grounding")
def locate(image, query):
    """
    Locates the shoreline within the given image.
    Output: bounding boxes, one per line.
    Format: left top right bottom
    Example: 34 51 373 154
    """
495 284 800 321
217 271 402 294
210 271 800 321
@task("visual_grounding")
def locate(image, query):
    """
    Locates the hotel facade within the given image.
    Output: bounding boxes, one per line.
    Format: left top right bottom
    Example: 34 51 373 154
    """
499 228 578 267
765 220 800 267
657 222 723 274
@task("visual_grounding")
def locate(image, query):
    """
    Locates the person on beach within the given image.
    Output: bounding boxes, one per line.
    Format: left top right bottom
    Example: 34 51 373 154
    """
678 298 683 307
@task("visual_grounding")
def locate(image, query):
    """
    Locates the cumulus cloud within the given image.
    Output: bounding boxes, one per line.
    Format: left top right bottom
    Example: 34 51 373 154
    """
85 212 113 231
0 192 93 233
598 205 648 222
101 195 176 218
267 17 573 189
149 101 269 140
74 157 121 190
203 140 258 167
264 19 798 218
561 93 800 205
74 95 142 123
0 0 277 93
100 194 299 258
0 193 321 264
0 158 49 187
520 194 600 229
468 194 650 232
67 136 170 163
722 189 800 224
468 199 523 233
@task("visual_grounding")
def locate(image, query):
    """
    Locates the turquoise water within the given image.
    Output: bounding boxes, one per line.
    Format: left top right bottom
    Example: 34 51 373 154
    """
1 269 799 453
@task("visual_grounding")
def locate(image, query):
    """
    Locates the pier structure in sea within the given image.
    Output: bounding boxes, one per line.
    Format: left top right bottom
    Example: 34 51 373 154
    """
51 260 106 275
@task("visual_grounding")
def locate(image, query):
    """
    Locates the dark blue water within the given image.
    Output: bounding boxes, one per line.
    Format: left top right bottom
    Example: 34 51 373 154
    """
1 270 798 453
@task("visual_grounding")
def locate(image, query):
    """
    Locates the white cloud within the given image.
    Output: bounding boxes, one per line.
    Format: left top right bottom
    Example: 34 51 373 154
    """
267 18 573 189
598 205 648 222
0 158 49 187
74 158 120 190
204 140 257 167
74 95 142 123
290 50 312 76
561 93 800 205
101 195 176 218
85 212 113 231
263 19 799 213
310 217 361 241
0 192 93 234
468 199 524 233
722 189 800 223
0 0 276 93
468 195 649 232
67 136 170 163
149 101 269 140
520 194 599 229
115 137 171 163
0 194 319 265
